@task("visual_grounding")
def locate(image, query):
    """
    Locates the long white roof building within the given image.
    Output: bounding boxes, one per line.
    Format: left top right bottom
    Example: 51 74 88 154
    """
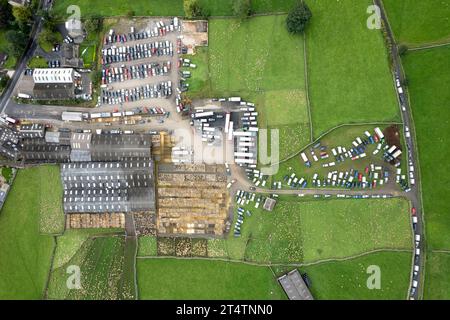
33 68 74 84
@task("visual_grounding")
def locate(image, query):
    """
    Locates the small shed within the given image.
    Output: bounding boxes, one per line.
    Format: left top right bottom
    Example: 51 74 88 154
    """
263 197 277 211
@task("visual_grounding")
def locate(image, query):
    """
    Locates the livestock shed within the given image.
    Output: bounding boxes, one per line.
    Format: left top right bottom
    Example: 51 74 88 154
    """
0 126 21 160
91 134 152 161
278 269 314 300
21 138 71 162
32 83 75 100
61 159 155 214
18 123 45 138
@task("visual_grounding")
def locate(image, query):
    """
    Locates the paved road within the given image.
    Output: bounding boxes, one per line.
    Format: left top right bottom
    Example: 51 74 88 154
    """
0 0 53 114
375 0 424 300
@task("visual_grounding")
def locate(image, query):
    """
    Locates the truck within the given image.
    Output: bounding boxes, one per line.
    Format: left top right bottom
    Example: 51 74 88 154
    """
374 127 385 141
300 152 311 167
18 93 32 99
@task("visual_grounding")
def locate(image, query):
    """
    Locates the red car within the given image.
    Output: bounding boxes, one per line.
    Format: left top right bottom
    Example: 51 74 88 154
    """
411 207 417 216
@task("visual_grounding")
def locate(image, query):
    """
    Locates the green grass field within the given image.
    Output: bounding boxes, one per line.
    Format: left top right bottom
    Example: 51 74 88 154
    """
383 0 450 46
402 46 450 249
0 166 57 299
274 251 412 300
38 166 65 235
137 258 286 300
424 252 450 300
197 0 300 16
138 236 158 256
53 0 298 18
216 197 412 263
47 235 130 300
306 0 400 138
53 0 184 18
52 229 124 270
80 44 96 68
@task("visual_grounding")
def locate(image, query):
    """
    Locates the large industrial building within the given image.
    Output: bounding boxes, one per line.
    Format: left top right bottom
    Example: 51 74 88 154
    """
61 159 155 214
31 68 80 100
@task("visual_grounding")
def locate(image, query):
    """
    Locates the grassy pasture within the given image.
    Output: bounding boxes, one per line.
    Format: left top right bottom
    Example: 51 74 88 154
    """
0 166 57 299
53 0 299 18
52 0 184 18
383 0 450 46
402 46 450 249
137 236 158 256
38 165 65 235
273 251 412 300
306 0 400 138
137 258 286 300
47 235 131 300
424 252 450 300
214 197 411 263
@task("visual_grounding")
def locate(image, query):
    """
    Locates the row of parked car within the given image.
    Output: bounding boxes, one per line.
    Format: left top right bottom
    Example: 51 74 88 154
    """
101 41 174 65
48 60 61 68
104 19 180 46
101 61 171 84
410 207 421 299
100 81 172 105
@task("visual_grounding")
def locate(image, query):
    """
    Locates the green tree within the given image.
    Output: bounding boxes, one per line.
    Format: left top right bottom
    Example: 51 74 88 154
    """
233 0 252 19
286 1 312 34
0 74 10 90
39 27 59 51
0 0 14 29
184 0 203 19
398 44 409 56
91 70 102 87
12 5 33 26
84 18 101 34
5 30 28 57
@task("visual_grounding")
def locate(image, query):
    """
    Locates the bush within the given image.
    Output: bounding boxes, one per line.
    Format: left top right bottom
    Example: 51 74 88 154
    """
0 0 13 29
398 44 409 56
5 30 28 57
0 75 10 90
286 1 312 34
184 0 205 19
84 18 101 34
233 0 252 19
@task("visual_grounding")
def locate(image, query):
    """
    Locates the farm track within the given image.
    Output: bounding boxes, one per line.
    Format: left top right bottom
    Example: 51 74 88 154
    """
137 248 413 268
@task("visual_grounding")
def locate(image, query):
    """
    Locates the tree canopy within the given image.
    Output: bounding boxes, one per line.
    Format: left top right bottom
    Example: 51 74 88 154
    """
85 18 102 34
12 5 33 27
5 30 28 57
0 0 14 29
233 0 252 19
184 0 207 19
286 1 312 34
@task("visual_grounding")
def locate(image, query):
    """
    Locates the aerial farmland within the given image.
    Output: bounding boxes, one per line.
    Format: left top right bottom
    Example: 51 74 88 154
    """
0 0 448 305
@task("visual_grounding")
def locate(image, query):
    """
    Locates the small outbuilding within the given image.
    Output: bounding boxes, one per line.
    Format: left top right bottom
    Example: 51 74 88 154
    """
263 197 277 211
278 269 314 300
